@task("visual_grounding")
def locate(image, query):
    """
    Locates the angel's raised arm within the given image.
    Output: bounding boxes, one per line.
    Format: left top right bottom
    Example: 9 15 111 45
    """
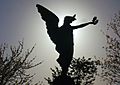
72 16 98 30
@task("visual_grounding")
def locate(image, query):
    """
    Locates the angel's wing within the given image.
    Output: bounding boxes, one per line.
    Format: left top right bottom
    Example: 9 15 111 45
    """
36 4 59 30
36 4 59 44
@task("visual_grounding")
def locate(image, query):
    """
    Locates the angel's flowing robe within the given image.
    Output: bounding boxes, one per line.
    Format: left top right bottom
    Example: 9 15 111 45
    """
48 24 74 70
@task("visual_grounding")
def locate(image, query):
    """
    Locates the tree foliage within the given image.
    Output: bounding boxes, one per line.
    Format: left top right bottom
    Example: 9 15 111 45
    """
0 41 42 85
102 11 120 85
45 57 100 85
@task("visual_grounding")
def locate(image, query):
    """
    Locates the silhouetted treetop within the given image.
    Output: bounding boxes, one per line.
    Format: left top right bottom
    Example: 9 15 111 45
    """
0 41 42 85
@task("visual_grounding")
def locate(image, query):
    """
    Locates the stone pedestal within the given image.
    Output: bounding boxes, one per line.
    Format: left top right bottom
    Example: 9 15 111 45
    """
53 75 75 85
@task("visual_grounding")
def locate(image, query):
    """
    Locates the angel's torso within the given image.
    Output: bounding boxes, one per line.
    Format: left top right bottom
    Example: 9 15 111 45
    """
57 25 74 46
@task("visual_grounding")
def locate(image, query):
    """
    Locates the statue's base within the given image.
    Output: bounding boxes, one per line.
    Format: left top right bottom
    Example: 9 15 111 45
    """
53 75 75 85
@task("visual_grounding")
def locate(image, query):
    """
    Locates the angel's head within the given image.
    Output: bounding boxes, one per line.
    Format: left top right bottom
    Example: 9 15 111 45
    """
64 14 76 24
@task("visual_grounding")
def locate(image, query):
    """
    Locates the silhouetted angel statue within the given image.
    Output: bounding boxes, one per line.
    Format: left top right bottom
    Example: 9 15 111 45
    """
36 4 98 75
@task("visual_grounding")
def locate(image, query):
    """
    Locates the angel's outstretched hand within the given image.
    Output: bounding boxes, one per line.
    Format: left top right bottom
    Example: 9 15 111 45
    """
92 16 98 25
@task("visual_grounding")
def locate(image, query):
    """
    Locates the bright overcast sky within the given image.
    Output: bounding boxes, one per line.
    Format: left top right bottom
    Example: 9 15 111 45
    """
0 0 120 84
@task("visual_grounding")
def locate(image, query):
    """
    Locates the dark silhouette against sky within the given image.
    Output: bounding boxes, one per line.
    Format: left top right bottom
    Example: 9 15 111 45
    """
36 4 98 75
1 0 120 85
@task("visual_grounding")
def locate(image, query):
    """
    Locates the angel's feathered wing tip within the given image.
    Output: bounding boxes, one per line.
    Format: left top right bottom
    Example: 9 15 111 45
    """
36 4 40 7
